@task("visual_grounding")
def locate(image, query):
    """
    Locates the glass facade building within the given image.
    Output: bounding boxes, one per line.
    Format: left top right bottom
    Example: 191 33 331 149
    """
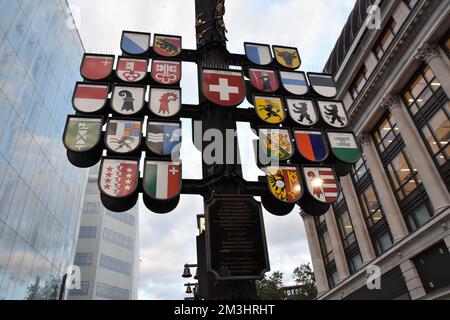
0 0 87 299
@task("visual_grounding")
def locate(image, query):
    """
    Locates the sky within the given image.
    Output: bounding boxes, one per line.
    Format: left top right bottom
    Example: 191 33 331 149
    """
67 0 356 300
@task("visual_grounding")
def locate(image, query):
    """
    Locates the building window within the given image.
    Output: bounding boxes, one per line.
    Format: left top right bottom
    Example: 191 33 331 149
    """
74 253 94 266
349 65 368 100
83 202 100 214
315 217 338 288
352 154 394 256
78 226 97 239
105 210 135 226
373 18 398 60
402 65 450 189
372 114 401 153
100 254 131 275
404 0 418 10
373 114 434 232
385 151 421 201
68 281 89 297
334 196 364 274
96 282 129 300
103 228 134 250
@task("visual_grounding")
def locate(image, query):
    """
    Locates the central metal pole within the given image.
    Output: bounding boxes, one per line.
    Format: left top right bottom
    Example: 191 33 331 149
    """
194 0 258 300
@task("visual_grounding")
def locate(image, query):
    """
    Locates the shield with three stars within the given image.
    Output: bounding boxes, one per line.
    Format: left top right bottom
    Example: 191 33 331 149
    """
99 158 139 198
265 166 303 203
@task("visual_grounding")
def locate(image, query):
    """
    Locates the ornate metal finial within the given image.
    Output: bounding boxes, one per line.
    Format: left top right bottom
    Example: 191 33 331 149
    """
415 42 441 63
357 133 372 146
195 0 228 48
380 93 402 112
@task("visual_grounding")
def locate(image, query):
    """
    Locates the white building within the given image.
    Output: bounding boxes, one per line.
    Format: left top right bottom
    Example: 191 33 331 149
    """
67 165 139 300
302 0 450 300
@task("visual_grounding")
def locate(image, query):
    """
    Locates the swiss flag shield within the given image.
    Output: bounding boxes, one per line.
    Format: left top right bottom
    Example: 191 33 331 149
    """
202 69 245 107
80 54 114 81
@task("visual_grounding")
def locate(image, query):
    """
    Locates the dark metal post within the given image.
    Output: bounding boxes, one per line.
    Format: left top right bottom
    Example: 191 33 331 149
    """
194 0 258 300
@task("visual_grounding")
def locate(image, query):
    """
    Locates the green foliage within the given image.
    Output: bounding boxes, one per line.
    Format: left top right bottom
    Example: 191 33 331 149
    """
257 263 318 300
256 271 287 300
291 263 318 300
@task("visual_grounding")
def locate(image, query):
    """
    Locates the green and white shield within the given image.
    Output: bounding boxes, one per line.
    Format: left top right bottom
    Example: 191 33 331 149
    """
143 160 182 200
327 132 361 164
64 117 102 152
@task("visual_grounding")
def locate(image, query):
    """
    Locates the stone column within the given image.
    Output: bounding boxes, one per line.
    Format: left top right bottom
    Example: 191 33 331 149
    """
340 175 377 264
324 208 350 281
381 93 450 212
300 212 330 296
415 42 450 98
358 134 409 242
399 260 427 300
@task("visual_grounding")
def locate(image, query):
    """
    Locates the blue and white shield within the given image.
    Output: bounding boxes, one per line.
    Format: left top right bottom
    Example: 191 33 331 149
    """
280 71 308 96
244 42 273 66
121 31 151 55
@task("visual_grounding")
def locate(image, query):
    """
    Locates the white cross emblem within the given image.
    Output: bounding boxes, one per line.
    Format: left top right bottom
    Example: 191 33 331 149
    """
209 78 239 101
101 59 111 67
170 166 179 176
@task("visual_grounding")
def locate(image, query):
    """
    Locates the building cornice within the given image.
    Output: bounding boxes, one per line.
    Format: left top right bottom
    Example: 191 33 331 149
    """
346 0 444 132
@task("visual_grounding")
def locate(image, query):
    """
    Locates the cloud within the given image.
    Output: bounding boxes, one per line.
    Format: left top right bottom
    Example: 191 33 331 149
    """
67 0 354 300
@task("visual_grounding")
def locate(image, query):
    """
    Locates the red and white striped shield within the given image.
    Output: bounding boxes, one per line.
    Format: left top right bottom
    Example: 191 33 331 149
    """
80 54 114 81
72 83 109 113
117 57 148 82
303 166 339 204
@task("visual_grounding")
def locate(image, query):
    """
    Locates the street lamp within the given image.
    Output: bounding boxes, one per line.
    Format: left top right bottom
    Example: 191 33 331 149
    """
184 283 198 294
182 264 198 278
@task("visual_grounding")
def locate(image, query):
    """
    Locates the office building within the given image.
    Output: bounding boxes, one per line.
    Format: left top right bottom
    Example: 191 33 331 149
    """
0 0 87 299
302 0 450 300
67 166 140 300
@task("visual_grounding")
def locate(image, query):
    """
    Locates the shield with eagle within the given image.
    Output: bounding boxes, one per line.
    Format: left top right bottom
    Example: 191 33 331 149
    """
303 166 340 204
265 166 303 203
149 88 181 118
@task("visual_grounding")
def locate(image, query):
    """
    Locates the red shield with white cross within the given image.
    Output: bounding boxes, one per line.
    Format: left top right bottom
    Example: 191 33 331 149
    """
202 69 245 107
